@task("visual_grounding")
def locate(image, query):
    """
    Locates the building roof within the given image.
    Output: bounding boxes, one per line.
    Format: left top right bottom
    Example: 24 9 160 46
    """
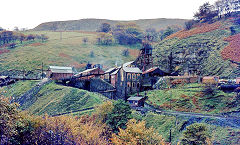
0 76 8 79
49 66 73 74
111 67 121 75
105 67 117 74
123 61 142 73
143 67 158 74
127 96 143 101
75 67 104 77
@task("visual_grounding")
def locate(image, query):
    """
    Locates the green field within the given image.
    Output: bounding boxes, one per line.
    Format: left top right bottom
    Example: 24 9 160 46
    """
143 83 238 114
1 80 107 116
0 31 139 71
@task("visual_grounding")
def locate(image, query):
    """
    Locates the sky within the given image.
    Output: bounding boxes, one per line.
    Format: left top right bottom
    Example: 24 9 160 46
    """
1 0 217 30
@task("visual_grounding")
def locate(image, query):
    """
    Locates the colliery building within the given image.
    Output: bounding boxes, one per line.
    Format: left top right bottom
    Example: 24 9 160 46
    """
47 66 76 80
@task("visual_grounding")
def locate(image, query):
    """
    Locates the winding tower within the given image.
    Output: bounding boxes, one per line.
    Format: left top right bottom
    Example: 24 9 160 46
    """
134 36 153 71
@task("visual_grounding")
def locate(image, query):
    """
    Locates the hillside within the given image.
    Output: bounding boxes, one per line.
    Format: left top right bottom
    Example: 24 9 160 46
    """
154 15 240 78
33 18 188 31
142 83 239 114
2 80 107 116
0 31 139 72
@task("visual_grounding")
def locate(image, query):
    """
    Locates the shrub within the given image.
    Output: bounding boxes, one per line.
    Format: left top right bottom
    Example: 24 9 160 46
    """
122 49 129 57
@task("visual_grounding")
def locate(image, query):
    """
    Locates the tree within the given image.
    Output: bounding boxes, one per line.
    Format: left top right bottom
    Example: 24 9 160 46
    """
106 99 132 133
181 123 211 145
26 34 35 41
0 97 19 144
145 28 158 42
111 119 166 145
194 2 217 22
113 23 143 45
98 23 111 33
122 49 129 57
82 37 88 44
97 33 114 45
184 20 196 30
160 27 174 40
18 34 26 44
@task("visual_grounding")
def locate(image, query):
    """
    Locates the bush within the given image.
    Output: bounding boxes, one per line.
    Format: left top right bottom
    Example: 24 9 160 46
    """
184 20 196 30
122 49 129 57
97 33 114 45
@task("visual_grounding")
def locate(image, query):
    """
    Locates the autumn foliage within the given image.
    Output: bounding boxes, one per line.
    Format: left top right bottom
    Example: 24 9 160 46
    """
167 22 221 39
111 119 166 145
221 33 240 62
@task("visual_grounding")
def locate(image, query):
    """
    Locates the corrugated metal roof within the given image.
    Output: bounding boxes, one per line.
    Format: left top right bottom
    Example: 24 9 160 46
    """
49 66 73 74
127 97 143 101
123 61 142 73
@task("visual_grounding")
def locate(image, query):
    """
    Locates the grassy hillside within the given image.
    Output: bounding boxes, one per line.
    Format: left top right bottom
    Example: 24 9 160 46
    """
0 31 139 71
133 112 240 144
142 83 239 114
33 18 188 31
154 16 240 78
2 81 107 116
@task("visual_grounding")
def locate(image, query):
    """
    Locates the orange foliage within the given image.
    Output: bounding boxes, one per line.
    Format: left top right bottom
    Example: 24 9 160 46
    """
111 119 166 145
221 33 240 62
167 22 221 39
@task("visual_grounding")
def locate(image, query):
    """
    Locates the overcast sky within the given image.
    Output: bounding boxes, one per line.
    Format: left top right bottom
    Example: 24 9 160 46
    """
1 0 216 30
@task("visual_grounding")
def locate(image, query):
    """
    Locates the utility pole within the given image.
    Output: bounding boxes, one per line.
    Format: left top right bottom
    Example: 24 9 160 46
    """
42 62 44 79
169 129 172 143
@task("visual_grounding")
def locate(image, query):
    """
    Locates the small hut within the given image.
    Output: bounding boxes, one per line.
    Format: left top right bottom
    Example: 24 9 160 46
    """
127 96 145 107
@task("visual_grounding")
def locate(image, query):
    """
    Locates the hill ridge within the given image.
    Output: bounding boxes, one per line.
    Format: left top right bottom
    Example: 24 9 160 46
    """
33 18 189 31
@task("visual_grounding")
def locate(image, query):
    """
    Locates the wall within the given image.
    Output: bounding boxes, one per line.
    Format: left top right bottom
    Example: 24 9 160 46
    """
70 78 116 99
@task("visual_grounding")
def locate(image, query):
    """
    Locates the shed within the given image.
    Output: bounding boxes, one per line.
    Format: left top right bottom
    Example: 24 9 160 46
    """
127 96 145 107
48 66 75 80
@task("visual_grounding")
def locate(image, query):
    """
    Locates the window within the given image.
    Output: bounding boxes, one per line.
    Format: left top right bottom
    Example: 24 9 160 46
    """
132 74 135 80
137 83 140 88
132 82 135 88
127 82 130 88
127 74 131 80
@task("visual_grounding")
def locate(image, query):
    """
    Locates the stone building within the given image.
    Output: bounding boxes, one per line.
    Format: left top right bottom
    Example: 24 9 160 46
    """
113 61 142 100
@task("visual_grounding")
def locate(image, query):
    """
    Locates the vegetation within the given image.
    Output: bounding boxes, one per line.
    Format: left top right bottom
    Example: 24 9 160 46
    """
33 18 188 32
144 83 238 114
106 99 132 133
181 123 211 145
0 31 138 71
2 81 106 116
111 119 166 145
154 16 239 77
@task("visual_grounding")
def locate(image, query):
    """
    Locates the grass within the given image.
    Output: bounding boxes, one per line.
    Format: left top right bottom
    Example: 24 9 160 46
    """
1 80 40 100
0 31 138 71
143 83 238 114
2 81 107 116
133 111 240 144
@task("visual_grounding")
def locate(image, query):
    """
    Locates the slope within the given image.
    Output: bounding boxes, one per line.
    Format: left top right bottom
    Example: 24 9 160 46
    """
0 31 139 71
154 16 240 78
2 80 107 116
33 18 188 31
